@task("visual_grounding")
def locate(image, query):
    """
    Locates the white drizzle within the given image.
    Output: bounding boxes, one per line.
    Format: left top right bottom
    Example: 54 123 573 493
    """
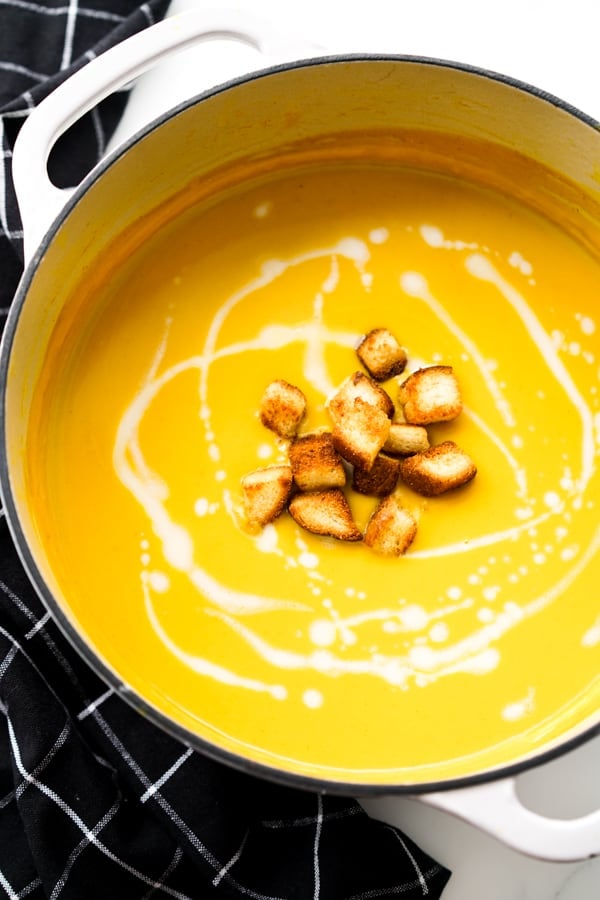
582 617 600 648
143 581 287 699
502 688 535 721
400 269 517 428
113 225 600 707
466 252 596 493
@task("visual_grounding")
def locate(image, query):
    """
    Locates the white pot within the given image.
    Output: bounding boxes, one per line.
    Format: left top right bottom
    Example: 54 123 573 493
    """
2 10 600 862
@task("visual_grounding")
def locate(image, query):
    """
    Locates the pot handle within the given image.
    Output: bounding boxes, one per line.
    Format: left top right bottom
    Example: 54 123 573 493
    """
419 773 600 861
12 8 322 264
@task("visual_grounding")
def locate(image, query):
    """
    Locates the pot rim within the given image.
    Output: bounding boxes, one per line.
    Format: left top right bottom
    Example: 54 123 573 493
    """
2 51 600 795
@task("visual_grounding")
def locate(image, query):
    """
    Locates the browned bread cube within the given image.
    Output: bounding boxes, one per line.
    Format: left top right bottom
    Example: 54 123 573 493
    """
331 397 391 471
289 432 346 491
259 379 307 438
288 489 362 542
398 365 462 425
364 496 418 556
353 453 401 497
383 423 430 457
328 371 395 422
399 441 477 496
241 465 293 529
356 328 407 381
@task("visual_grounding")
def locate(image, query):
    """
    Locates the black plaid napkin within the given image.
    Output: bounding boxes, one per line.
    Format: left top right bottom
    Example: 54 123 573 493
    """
0 3 452 897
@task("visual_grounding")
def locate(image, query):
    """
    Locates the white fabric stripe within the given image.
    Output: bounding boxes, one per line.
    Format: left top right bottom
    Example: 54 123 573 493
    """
6 716 195 900
77 686 115 720
0 580 44 628
0 0 123 22
1 784 24 818
0 583 80 681
17 877 43 898
24 610 51 639
386 826 429 896
142 847 184 900
0 61 46 82
0 720 71 809
89 708 220 863
89 707 285 900
313 795 323 900
49 799 121 900
1 91 34 121
140 747 193 803
17 720 72 793
0 644 17 680
0 866 18 899
212 829 248 887
60 0 79 70
0 618 92 811
0 627 207 898
16 721 70 802
261 805 362 829
347 864 445 899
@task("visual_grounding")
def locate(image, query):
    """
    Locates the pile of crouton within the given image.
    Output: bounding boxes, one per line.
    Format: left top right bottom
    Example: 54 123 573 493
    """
241 328 477 557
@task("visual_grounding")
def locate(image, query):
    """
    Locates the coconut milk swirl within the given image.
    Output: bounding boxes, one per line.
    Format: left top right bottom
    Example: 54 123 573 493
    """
113 227 600 706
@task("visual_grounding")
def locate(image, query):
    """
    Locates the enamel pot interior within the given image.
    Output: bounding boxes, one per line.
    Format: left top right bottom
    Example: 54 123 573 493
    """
3 57 600 792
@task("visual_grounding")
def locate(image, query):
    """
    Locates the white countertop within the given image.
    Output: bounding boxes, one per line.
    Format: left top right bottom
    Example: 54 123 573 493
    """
112 2 600 895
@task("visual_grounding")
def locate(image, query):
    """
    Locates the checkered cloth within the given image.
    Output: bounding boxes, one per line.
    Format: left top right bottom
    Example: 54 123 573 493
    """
0 3 452 897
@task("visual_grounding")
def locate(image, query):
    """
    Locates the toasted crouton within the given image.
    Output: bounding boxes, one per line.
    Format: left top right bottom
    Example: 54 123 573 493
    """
288 489 362 542
241 465 293 529
353 453 401 497
356 328 407 381
384 423 430 457
399 441 477 496
331 397 391 471
259 379 307 438
364 496 418 556
398 365 462 425
328 371 395 422
289 432 346 491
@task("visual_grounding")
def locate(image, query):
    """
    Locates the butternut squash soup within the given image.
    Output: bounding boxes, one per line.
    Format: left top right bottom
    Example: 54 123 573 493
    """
27 133 600 785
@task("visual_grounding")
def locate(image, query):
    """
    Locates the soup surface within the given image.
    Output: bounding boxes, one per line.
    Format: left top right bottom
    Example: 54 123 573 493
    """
29 138 600 786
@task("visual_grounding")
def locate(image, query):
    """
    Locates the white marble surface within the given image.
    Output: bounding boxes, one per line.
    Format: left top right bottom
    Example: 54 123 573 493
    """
111 3 600 895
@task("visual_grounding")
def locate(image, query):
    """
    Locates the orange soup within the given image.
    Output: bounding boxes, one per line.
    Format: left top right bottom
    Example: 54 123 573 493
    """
28 135 600 785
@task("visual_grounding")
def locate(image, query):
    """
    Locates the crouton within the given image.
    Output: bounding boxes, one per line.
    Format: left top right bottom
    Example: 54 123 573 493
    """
364 495 418 556
353 453 401 497
289 432 346 491
241 465 293 529
328 371 395 422
356 328 407 381
259 379 307 438
384 423 430 457
399 441 477 496
331 397 391 471
288 489 362 542
398 365 462 425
